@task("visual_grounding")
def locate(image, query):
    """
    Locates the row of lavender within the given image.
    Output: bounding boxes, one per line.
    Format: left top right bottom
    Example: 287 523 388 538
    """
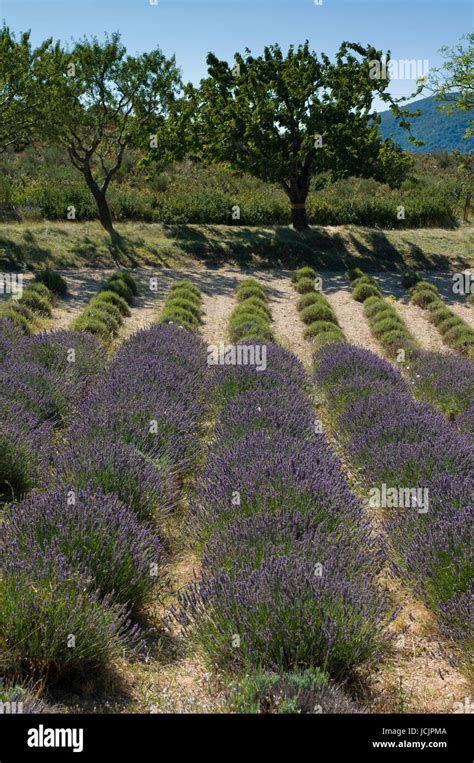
346 269 474 437
178 339 392 708
314 343 473 646
0 317 105 503
0 312 211 676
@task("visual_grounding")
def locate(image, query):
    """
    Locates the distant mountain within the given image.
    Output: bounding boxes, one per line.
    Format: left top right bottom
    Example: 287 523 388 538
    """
379 95 473 153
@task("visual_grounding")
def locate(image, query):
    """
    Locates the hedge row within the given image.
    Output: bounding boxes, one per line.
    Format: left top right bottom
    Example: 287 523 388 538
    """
72 271 136 342
179 342 388 705
292 266 345 348
0 322 211 676
160 279 203 332
410 281 474 358
228 279 274 343
0 270 67 334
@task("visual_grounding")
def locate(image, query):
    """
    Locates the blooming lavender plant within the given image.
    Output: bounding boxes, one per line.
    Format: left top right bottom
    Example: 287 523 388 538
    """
314 341 474 643
0 403 53 502
2 487 165 612
179 342 392 678
51 433 176 523
407 350 474 436
0 545 141 675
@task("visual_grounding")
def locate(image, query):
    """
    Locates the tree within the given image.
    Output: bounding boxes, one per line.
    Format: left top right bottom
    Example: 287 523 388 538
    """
184 42 416 230
37 33 181 237
0 26 45 154
427 33 474 138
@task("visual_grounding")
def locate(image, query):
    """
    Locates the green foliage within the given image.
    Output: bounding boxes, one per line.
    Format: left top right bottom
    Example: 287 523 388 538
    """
401 269 422 289
372 315 405 338
0 147 466 228
300 303 338 325
90 290 130 317
0 308 32 334
20 289 52 317
24 282 53 302
229 281 273 341
166 297 202 321
73 314 111 339
186 41 414 228
82 306 120 335
232 304 270 324
228 668 331 714
363 296 391 319
428 305 452 326
427 34 473 139
236 284 268 302
229 316 274 343
0 26 46 153
160 279 203 332
35 32 181 232
170 279 201 299
73 272 133 340
294 277 316 294
33 269 68 296
111 270 138 296
379 329 416 357
160 306 198 330
352 282 382 302
346 267 365 282
303 321 344 341
351 275 376 289
410 286 440 307
437 316 464 335
410 280 439 295
0 438 35 501
296 292 326 311
292 266 316 283
236 295 271 316
101 277 134 304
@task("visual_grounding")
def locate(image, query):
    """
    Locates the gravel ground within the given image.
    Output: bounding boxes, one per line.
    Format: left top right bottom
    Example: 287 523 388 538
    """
393 301 450 353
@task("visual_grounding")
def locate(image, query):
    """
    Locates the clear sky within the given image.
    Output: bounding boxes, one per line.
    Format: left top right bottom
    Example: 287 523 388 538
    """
1 0 472 105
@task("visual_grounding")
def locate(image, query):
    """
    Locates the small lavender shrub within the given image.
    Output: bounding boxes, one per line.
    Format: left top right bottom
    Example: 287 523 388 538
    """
2 488 165 612
0 546 140 675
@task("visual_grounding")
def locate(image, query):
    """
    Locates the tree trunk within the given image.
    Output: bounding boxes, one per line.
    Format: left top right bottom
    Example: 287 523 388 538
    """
92 187 115 235
291 202 309 231
82 167 116 237
283 177 310 232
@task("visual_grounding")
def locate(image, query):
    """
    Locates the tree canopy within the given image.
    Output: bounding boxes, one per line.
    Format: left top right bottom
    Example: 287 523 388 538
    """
0 25 46 154
35 32 181 235
179 42 415 229
427 33 474 138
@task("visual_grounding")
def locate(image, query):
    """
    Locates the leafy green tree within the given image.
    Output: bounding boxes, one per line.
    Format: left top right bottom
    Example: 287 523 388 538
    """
37 33 180 236
0 26 45 154
183 42 415 230
427 33 474 138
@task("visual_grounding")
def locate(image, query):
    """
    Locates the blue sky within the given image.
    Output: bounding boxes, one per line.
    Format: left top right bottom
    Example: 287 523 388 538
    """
1 0 472 106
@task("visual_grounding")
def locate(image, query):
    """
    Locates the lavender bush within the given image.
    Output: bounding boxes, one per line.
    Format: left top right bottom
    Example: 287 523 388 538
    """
0 545 140 675
0 404 53 502
314 342 473 643
406 350 474 436
179 342 392 678
51 433 176 523
2 488 166 612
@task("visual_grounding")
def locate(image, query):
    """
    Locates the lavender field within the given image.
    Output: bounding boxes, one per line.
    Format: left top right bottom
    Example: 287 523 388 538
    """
0 264 472 719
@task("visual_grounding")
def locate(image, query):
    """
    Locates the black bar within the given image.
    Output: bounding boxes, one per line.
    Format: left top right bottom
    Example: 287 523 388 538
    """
0 713 470 761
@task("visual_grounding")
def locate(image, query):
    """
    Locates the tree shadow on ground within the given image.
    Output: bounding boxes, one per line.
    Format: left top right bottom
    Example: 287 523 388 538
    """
161 224 353 269
0 232 52 270
401 239 471 270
